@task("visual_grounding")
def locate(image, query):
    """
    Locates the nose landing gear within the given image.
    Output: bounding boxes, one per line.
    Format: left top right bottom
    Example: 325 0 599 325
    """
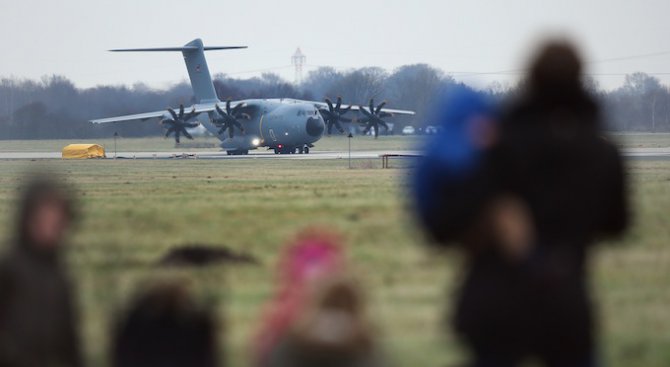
272 145 311 155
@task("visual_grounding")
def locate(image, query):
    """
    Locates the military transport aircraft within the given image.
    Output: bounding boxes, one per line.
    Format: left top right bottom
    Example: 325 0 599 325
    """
91 39 414 155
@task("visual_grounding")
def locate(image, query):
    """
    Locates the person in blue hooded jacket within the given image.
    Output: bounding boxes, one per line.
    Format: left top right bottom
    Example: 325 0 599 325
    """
413 41 628 367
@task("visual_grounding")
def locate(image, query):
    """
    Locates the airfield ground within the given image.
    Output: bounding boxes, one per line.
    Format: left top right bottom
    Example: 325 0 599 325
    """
1 132 670 154
0 135 668 367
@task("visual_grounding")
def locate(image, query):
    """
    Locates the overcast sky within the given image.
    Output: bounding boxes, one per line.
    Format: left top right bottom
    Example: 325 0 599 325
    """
1 0 669 90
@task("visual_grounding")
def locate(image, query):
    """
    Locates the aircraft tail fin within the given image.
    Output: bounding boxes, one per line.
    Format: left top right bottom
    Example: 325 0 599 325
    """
110 39 247 104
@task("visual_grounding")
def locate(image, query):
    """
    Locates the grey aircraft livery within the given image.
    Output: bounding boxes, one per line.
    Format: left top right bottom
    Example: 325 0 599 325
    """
91 39 415 155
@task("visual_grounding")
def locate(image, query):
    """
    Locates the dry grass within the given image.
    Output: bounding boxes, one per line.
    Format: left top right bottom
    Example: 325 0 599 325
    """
0 158 667 367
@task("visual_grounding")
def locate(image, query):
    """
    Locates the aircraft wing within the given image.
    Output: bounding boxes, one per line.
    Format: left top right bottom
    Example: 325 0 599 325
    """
311 101 415 116
90 102 243 124
91 110 177 124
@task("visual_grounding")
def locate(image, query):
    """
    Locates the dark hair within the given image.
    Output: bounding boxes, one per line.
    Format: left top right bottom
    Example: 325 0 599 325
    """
112 282 219 367
519 40 599 124
529 41 582 94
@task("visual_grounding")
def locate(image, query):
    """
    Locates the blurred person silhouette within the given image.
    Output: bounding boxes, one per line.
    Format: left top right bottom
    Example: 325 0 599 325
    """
413 41 628 367
253 229 385 367
266 276 384 367
0 175 82 367
112 281 219 367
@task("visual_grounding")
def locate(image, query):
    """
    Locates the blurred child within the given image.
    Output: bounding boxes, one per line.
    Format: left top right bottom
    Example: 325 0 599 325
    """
111 281 219 367
253 229 384 367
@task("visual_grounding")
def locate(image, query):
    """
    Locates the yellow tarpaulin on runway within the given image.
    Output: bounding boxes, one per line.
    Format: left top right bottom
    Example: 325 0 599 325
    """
61 144 106 159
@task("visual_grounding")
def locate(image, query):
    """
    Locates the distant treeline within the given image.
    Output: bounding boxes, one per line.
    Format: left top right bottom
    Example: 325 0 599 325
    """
1 66 669 140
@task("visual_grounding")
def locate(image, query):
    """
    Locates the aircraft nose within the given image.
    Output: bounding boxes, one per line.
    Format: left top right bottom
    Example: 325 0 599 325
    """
306 116 325 137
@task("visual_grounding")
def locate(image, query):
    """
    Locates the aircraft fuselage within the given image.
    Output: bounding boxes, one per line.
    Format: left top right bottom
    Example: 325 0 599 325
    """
198 98 325 153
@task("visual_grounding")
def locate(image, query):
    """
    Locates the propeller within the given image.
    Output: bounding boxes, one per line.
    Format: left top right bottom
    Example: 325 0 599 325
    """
214 100 250 138
161 104 200 144
319 97 352 135
358 99 392 138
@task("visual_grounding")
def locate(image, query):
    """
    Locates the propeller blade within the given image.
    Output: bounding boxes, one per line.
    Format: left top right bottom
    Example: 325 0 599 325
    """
340 105 352 115
167 108 178 121
184 110 198 122
165 126 176 137
232 103 245 116
326 122 334 135
183 129 194 140
335 97 342 111
373 124 379 138
215 104 225 117
178 104 185 119
369 99 375 115
226 99 232 115
319 109 334 119
359 107 372 117
325 98 334 112
375 101 387 115
233 120 244 131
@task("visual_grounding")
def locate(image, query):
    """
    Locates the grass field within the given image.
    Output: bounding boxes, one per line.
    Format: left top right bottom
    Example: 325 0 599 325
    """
0 157 668 367
1 132 670 153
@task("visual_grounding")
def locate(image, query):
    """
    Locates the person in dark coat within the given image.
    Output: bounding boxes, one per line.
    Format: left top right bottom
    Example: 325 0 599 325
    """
0 176 82 367
413 41 629 367
111 281 219 367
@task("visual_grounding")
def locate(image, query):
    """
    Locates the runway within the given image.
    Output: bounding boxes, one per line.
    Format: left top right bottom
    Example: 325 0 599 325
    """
0 148 669 160
0 150 418 160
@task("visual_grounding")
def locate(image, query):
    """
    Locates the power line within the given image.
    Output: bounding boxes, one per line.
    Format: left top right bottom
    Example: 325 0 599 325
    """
588 50 670 64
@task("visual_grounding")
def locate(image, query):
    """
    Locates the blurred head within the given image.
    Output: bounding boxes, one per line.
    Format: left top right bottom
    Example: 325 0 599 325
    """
277 229 345 289
290 276 373 355
253 229 347 366
527 40 583 98
112 281 218 367
413 89 496 243
423 88 497 176
16 176 75 253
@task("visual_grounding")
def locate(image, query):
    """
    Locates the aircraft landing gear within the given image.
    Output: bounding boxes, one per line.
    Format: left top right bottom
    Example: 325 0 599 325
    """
272 146 310 154
274 146 294 154
296 146 310 154
226 149 248 156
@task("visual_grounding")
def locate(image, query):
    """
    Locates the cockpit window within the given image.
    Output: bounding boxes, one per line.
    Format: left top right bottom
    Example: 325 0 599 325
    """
297 109 317 116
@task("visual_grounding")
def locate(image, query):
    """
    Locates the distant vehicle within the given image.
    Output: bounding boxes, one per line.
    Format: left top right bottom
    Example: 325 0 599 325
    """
91 39 415 154
425 125 439 135
402 126 416 135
